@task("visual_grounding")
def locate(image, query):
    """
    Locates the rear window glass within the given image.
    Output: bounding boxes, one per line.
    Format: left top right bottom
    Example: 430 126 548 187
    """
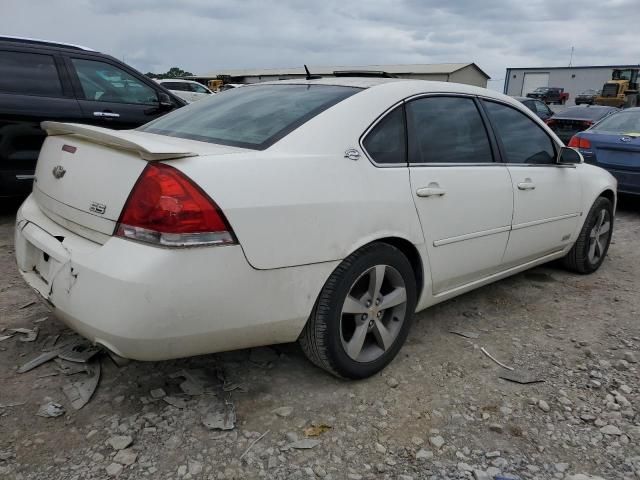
555 106 617 121
0 50 62 97
141 84 361 150
591 110 640 133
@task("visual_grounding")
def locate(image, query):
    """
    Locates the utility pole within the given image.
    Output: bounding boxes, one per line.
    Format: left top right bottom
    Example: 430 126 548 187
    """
568 46 574 67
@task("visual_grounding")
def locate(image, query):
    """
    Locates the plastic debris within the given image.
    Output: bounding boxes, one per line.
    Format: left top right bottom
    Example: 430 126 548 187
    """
33 317 49 323
0 401 26 408
289 439 321 449
239 430 269 460
480 347 514 371
58 341 101 363
498 370 544 385
19 301 36 309
37 401 65 418
202 400 236 430
107 350 130 367
0 334 14 342
62 361 101 410
171 369 219 396
18 350 61 374
449 329 480 339
41 334 60 351
303 424 332 437
9 327 38 342
55 358 90 375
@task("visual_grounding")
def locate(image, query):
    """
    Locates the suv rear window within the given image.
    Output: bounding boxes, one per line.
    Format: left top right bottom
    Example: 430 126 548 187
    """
141 84 361 150
0 50 62 97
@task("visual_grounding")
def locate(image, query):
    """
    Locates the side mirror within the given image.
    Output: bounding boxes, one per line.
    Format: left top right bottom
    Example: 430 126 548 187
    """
557 146 583 165
157 91 174 111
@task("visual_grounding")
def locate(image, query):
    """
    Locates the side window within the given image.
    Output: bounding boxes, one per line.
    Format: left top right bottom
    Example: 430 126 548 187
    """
406 96 493 164
484 101 556 165
0 51 62 97
190 83 209 94
362 106 406 164
535 101 551 116
71 58 158 105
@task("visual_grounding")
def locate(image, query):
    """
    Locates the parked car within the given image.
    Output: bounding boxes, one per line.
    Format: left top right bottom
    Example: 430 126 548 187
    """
546 105 618 143
575 89 600 105
156 79 213 103
512 96 554 121
15 79 616 379
526 87 569 105
569 107 640 195
0 36 186 198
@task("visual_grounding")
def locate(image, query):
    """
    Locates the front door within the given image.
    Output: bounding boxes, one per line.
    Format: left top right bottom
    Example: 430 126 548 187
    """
65 56 171 129
481 100 582 265
406 96 514 294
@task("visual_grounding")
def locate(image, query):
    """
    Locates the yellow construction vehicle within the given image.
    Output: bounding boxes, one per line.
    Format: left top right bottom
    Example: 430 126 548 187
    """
595 68 639 108
207 79 224 92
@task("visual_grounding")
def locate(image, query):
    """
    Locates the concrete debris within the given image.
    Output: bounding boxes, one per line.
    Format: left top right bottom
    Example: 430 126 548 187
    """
163 395 189 408
449 329 480 339
480 347 514 371
107 435 133 450
202 401 236 430
498 370 544 384
62 361 100 410
113 448 138 465
36 401 65 418
58 341 101 363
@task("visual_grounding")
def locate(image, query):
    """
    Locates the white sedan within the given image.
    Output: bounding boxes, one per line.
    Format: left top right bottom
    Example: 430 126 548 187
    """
15 78 616 379
156 79 213 103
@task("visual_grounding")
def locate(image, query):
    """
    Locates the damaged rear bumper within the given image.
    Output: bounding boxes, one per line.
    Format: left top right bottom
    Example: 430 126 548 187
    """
15 195 334 361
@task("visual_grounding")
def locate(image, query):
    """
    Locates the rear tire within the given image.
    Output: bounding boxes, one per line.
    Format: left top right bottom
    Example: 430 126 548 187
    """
563 197 613 274
299 243 417 379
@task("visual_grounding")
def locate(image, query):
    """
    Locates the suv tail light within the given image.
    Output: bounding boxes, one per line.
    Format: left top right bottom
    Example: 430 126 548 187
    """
116 163 236 247
568 136 591 149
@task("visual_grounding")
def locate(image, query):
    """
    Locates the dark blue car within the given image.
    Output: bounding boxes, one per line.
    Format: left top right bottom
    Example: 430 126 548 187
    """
569 108 640 195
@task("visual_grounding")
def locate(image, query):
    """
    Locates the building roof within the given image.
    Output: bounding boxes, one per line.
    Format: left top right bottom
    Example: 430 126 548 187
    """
507 64 640 71
194 63 490 79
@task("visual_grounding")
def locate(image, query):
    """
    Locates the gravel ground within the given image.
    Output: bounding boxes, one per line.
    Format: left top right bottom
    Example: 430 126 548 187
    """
1 196 639 480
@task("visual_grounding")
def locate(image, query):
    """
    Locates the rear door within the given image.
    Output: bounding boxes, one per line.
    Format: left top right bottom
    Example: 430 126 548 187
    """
405 95 513 294
482 100 582 265
0 48 83 195
64 55 175 129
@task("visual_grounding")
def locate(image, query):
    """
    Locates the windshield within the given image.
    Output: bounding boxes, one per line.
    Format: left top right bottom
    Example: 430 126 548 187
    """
591 110 640 133
533 87 549 93
580 90 597 95
141 84 361 150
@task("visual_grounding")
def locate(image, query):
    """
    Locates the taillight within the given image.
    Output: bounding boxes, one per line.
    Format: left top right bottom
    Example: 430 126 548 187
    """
116 163 236 247
545 119 555 126
568 136 591 149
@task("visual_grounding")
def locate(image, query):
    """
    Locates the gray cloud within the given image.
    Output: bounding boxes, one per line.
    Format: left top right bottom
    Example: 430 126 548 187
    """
1 0 639 90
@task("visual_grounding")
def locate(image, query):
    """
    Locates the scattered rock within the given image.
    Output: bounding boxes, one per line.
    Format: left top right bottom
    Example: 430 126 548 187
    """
150 388 166 399
106 463 124 477
599 425 622 435
113 449 137 466
188 460 203 475
272 406 293 417
107 435 133 451
386 377 399 388
538 400 550 412
416 449 433 460
36 402 65 418
623 351 637 363
289 439 320 449
429 435 445 449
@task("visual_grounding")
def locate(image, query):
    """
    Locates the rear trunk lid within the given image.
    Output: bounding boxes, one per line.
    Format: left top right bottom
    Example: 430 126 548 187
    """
587 132 640 171
32 122 243 243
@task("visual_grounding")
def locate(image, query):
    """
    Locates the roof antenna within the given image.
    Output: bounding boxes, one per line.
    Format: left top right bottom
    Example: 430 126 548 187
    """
304 64 322 80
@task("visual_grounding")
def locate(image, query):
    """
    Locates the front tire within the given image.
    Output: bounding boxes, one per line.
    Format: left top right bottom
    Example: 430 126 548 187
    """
563 197 613 274
299 243 417 379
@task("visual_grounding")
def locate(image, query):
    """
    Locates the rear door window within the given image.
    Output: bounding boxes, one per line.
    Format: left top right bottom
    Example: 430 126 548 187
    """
141 84 361 150
406 96 494 164
70 58 158 105
483 100 556 164
0 50 63 97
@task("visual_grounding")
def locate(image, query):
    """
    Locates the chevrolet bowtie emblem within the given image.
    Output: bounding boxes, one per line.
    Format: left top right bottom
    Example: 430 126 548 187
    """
52 165 66 179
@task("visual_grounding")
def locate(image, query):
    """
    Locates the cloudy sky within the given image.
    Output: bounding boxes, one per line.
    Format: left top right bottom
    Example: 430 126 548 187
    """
2 0 640 91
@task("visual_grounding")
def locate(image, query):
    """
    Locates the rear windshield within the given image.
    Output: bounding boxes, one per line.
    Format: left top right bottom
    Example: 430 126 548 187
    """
591 110 640 133
141 84 361 150
555 106 617 121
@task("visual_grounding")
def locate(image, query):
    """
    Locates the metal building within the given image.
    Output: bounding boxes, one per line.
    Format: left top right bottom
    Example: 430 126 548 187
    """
189 63 490 88
504 64 640 104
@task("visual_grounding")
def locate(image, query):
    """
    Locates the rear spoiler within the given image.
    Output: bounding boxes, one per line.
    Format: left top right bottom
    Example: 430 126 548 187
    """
41 122 198 161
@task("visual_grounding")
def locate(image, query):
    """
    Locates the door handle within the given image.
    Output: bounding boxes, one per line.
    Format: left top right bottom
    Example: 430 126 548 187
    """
93 111 120 118
517 180 536 191
416 184 446 197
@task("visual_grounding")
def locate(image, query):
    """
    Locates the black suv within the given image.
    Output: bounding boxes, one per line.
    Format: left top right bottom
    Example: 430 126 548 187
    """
0 37 186 197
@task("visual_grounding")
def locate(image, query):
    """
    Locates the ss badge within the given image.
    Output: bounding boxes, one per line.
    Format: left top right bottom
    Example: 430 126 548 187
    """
89 201 107 215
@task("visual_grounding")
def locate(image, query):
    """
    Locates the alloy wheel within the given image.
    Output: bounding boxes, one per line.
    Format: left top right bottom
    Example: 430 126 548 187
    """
587 208 611 264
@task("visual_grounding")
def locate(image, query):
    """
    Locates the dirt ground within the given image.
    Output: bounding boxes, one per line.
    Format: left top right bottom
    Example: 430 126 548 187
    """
1 196 639 480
